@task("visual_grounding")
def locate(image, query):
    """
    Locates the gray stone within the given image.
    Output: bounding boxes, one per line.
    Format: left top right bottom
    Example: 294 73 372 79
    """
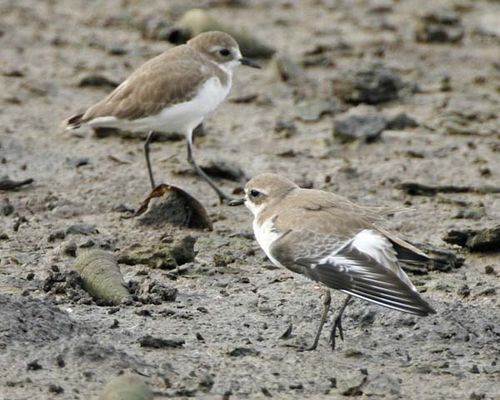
334 113 387 143
334 63 402 105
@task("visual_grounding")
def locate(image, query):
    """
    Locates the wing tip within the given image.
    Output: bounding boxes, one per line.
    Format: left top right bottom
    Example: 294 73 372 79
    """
416 300 436 316
65 113 84 130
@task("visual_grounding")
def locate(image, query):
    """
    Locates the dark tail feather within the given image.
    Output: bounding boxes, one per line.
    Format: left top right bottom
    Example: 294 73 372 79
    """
66 113 84 129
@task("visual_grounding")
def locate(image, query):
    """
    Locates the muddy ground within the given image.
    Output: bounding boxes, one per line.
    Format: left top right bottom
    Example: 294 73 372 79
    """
1 0 499 399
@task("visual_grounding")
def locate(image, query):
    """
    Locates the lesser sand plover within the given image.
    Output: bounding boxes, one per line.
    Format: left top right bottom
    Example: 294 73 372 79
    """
230 173 436 350
66 31 260 202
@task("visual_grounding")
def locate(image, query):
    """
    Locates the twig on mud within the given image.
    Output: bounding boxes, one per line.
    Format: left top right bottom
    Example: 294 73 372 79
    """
398 181 500 196
0 176 34 191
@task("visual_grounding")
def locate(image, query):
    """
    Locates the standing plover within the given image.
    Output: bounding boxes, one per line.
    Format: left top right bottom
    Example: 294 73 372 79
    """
66 31 260 202
230 173 436 350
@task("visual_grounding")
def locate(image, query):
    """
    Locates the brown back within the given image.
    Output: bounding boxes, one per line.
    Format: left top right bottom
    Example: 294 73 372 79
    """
81 45 228 122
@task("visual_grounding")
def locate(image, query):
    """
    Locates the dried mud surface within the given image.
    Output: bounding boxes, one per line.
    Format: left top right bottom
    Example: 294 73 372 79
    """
1 0 499 399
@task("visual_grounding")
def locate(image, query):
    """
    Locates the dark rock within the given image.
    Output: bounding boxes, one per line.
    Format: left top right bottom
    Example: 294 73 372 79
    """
43 269 91 303
428 250 463 272
13 215 28 232
334 113 387 143
228 347 260 357
79 239 96 248
334 63 402 104
119 245 177 270
132 279 178 304
56 354 65 368
1 198 14 216
443 226 500 252
198 373 214 392
48 384 64 394
48 230 66 242
139 335 185 349
289 382 303 390
416 9 464 44
213 253 236 267
170 236 197 265
0 176 34 191
135 184 212 230
444 230 470 247
386 113 419 130
457 284 471 298
66 224 98 235
73 157 90 168
2 68 25 77
484 265 494 275
62 240 77 257
27 360 42 371
201 160 246 182
108 46 127 56
119 236 193 274
78 74 119 89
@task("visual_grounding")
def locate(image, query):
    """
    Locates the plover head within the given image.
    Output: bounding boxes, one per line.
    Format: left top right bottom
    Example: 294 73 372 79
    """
187 31 261 71
230 173 298 215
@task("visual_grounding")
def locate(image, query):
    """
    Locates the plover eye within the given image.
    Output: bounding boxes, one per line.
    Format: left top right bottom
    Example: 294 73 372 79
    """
249 189 261 198
219 49 231 57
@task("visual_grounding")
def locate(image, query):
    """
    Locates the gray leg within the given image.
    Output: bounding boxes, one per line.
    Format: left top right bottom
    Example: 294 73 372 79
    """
144 131 156 189
329 295 352 351
186 129 232 203
306 289 331 351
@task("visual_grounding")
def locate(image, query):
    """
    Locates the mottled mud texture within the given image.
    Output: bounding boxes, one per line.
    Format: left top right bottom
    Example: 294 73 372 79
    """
1 0 499 399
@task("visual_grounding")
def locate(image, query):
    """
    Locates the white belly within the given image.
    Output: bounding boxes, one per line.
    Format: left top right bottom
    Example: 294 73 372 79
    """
253 217 286 268
87 76 231 134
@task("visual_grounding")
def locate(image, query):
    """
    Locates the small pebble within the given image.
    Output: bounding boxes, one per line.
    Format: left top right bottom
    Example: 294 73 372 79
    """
484 265 494 275
27 360 42 371
48 384 64 394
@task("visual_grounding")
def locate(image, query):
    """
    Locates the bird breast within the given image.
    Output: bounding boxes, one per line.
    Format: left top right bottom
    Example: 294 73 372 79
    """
253 216 286 268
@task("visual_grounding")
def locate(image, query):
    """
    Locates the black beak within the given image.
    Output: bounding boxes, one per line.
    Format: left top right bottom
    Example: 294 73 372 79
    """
228 198 245 206
240 57 261 69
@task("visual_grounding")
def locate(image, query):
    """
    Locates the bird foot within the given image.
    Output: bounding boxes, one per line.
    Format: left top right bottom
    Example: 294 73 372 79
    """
329 314 345 351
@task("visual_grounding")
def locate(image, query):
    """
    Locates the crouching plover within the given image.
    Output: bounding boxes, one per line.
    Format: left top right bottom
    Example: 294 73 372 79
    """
230 173 436 350
66 31 260 202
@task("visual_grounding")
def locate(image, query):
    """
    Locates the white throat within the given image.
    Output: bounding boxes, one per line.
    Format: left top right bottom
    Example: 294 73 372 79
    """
216 62 237 80
245 200 266 217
